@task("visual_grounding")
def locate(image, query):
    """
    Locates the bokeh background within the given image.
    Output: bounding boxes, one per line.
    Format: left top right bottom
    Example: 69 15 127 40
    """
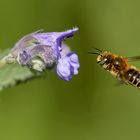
0 0 140 140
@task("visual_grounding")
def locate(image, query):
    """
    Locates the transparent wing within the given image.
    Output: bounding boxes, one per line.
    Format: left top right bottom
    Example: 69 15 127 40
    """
126 56 140 62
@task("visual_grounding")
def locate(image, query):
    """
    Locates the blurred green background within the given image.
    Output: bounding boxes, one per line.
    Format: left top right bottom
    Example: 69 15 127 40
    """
1 0 140 140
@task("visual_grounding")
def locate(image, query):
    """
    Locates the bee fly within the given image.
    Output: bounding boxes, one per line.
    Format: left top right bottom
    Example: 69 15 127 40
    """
89 48 140 88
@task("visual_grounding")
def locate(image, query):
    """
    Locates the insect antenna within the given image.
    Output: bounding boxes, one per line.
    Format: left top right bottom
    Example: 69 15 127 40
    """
88 52 101 55
94 48 102 53
88 48 103 56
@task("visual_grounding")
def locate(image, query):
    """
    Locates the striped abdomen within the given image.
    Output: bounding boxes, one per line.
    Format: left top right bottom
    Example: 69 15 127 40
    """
124 68 140 88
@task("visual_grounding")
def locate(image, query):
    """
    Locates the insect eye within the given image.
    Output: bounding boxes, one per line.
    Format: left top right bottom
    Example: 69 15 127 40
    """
114 58 122 69
99 57 109 65
103 56 110 63
104 58 109 63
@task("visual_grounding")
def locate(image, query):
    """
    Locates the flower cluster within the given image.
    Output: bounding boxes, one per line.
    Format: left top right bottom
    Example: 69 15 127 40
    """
4 28 80 81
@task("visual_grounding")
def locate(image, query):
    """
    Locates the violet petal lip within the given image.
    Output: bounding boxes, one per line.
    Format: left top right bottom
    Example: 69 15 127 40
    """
56 57 71 81
56 52 80 81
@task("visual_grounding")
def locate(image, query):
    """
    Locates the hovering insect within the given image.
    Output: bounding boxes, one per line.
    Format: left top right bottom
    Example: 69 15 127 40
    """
89 48 140 88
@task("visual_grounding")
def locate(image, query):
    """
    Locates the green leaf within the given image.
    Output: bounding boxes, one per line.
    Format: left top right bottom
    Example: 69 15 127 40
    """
0 49 42 91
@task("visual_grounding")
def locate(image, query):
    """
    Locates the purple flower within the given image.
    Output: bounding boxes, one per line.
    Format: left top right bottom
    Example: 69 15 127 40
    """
4 28 80 81
57 52 79 81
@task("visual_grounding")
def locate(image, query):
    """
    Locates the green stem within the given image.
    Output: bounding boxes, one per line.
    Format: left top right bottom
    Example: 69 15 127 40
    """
0 60 6 68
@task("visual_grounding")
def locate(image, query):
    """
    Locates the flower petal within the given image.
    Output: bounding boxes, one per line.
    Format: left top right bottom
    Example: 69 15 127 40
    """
56 57 71 81
33 28 78 57
56 52 80 81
